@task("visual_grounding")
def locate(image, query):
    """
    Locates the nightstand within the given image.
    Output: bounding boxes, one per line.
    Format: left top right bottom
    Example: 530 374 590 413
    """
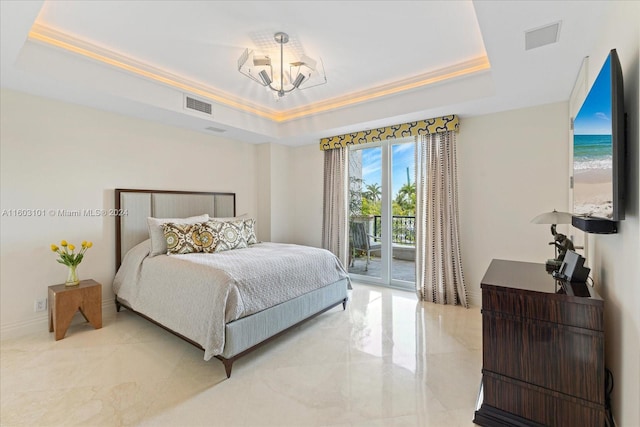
48 279 102 340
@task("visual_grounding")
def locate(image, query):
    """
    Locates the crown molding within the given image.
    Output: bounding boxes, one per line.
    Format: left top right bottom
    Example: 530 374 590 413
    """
28 23 490 123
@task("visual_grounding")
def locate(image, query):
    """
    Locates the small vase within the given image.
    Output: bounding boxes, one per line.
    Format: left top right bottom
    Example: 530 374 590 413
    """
65 265 80 286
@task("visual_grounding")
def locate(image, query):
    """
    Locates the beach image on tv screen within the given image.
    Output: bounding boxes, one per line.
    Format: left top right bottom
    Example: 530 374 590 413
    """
573 55 613 219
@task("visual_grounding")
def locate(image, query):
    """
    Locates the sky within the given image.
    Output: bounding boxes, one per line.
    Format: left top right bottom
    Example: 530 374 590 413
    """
361 142 415 196
573 54 611 136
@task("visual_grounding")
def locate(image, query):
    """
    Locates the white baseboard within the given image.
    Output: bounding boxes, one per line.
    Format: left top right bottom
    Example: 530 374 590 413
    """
0 299 117 341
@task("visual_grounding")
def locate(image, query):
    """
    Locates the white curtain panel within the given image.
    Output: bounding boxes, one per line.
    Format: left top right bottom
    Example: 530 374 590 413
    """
322 147 349 267
415 131 468 307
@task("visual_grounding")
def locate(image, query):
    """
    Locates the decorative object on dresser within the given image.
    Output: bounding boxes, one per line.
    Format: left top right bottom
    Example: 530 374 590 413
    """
48 279 102 340
113 189 349 378
50 240 93 286
530 209 574 272
473 259 606 426
552 249 591 283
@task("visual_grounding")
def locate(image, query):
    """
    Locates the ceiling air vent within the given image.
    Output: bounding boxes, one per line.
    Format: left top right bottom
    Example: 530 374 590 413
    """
525 21 561 51
205 126 226 133
184 95 212 115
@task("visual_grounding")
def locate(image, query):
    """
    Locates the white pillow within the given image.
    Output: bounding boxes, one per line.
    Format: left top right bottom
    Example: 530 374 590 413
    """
147 214 209 257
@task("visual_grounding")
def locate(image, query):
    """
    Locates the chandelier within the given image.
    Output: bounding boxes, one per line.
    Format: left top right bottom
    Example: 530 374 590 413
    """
237 32 326 98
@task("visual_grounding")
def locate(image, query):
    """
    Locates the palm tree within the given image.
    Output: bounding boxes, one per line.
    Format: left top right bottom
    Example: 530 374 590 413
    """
394 182 416 214
363 183 381 202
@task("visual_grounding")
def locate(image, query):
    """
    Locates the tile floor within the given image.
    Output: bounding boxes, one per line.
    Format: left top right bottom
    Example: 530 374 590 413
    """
1 283 482 426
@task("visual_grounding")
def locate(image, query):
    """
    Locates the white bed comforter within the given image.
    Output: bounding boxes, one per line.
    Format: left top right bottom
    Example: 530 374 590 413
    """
113 241 349 360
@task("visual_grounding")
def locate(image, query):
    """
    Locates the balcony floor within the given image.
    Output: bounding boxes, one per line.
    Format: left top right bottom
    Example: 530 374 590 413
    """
348 256 416 282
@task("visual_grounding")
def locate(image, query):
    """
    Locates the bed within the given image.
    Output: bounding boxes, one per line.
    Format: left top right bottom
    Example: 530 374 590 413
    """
112 189 349 377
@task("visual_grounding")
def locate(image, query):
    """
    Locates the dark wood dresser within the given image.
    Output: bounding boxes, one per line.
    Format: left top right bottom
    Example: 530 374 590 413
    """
473 259 605 426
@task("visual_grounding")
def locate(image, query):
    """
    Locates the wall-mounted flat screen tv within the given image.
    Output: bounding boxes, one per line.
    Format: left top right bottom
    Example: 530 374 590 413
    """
573 49 625 221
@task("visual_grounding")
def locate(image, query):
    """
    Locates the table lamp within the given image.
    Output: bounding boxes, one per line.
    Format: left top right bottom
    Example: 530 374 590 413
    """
531 209 574 272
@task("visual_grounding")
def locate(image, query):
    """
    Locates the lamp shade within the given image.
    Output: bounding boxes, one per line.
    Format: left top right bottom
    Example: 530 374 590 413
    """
530 209 573 224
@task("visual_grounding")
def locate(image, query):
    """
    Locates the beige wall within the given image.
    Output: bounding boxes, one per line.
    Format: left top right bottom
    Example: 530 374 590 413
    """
255 142 295 243
268 143 293 243
458 102 570 304
256 143 272 242
290 144 324 248
0 88 258 337
254 142 324 247
581 3 639 425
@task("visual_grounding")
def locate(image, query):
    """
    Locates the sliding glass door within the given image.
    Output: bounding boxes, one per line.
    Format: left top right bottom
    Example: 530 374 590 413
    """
348 138 415 289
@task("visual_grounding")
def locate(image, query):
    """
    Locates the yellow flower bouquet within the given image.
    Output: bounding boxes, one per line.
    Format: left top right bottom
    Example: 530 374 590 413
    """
51 240 93 286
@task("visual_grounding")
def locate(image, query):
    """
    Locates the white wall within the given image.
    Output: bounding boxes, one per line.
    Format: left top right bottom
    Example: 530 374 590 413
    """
254 142 295 244
582 3 639 425
290 144 325 248
458 102 570 305
256 143 272 242
268 143 293 243
0 88 258 337
254 142 324 248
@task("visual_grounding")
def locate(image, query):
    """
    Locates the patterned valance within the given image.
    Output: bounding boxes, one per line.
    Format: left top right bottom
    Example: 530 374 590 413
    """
319 115 459 151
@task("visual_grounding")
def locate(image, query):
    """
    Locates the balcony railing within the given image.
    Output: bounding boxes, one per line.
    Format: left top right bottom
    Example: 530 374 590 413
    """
373 215 415 245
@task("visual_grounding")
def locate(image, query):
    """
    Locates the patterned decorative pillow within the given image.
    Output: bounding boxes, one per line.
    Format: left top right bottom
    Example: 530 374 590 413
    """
197 221 220 253
243 218 258 245
147 214 209 257
162 223 202 254
211 214 247 222
203 220 248 252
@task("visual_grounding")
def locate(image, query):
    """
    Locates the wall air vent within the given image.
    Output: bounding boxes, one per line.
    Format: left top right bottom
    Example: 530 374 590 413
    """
184 95 212 115
525 21 561 51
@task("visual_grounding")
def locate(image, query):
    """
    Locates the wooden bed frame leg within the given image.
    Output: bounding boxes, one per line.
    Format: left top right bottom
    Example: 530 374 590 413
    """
216 356 234 378
115 298 121 312
342 298 348 310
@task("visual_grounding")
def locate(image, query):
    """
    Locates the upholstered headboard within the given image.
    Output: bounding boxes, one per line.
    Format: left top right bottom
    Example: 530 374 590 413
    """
114 189 236 269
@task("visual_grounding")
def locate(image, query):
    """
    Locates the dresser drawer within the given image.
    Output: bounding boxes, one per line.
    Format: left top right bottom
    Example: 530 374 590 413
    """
482 287 603 331
482 309 605 404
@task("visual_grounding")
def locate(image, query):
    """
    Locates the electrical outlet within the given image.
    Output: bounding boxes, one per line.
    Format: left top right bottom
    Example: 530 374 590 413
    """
34 298 47 312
